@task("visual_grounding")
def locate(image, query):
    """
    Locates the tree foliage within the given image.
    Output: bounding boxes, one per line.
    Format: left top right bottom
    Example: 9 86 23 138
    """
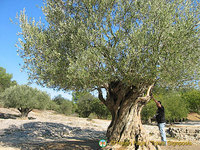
141 100 156 123
16 0 200 145
53 94 74 115
181 89 200 114
142 92 189 123
1 85 51 117
47 99 60 111
0 67 17 93
73 91 111 119
163 92 188 122
90 98 111 119
17 0 200 91
75 92 96 118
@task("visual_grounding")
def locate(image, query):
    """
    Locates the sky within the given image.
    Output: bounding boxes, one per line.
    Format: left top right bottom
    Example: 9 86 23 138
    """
0 0 72 100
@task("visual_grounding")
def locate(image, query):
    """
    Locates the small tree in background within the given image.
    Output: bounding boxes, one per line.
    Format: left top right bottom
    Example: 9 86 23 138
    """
53 94 66 105
53 94 73 115
76 92 95 118
0 67 17 93
181 89 200 114
47 100 60 111
90 98 111 119
73 91 111 119
1 85 51 117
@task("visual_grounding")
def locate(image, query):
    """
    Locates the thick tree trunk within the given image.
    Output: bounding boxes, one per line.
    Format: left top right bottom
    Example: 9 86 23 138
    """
98 82 156 150
107 100 155 149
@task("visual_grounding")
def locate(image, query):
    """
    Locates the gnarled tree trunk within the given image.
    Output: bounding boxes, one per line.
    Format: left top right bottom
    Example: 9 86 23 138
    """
98 82 156 150
18 108 32 118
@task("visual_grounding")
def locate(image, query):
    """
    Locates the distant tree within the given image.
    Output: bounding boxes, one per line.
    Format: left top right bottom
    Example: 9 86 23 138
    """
0 67 17 92
72 91 83 104
53 94 73 115
17 0 200 148
73 91 111 119
141 100 157 124
90 98 111 119
76 92 95 118
142 92 189 123
47 100 59 111
1 85 51 117
181 89 200 114
157 92 188 122
53 94 66 105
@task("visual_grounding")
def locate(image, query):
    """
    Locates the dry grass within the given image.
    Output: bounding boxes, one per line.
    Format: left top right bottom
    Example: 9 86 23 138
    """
187 113 200 121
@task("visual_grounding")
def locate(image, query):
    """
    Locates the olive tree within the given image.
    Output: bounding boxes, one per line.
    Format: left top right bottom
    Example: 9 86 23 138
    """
75 92 96 117
1 85 51 117
53 94 73 115
0 67 17 93
17 0 200 149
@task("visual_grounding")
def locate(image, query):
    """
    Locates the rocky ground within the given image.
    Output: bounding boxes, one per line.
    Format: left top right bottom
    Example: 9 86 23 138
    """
0 108 199 150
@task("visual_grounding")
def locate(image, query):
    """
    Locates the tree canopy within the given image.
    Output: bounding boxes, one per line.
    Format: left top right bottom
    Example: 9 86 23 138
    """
17 0 200 92
1 85 51 117
0 67 17 92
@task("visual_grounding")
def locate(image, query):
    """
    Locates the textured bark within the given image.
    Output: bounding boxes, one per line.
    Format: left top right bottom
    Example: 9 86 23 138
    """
107 100 155 149
18 108 32 117
98 82 155 149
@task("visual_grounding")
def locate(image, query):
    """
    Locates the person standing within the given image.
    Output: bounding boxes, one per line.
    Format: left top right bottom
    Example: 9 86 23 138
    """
152 95 167 146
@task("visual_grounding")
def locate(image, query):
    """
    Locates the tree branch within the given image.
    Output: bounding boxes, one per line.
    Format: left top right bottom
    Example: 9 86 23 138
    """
146 83 154 96
28 109 33 113
97 88 106 105
136 83 155 103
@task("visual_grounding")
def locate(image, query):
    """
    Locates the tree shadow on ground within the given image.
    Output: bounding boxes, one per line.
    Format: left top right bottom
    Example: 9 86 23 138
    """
0 113 20 119
18 140 102 150
0 121 105 150
0 113 36 120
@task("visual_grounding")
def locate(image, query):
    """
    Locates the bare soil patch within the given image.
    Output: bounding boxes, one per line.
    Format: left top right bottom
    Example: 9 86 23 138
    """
0 108 199 150
187 112 200 121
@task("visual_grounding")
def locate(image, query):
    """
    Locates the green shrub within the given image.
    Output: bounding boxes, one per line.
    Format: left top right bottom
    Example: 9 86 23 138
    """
59 100 73 115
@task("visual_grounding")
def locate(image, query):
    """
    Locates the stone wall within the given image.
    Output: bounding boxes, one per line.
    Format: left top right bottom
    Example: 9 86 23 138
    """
168 126 200 142
143 125 200 144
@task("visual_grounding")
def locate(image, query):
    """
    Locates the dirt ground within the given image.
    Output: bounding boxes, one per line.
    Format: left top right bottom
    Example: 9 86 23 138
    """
0 108 199 150
187 112 200 121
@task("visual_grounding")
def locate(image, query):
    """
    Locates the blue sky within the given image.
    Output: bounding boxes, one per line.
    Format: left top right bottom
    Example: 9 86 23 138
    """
0 0 72 100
